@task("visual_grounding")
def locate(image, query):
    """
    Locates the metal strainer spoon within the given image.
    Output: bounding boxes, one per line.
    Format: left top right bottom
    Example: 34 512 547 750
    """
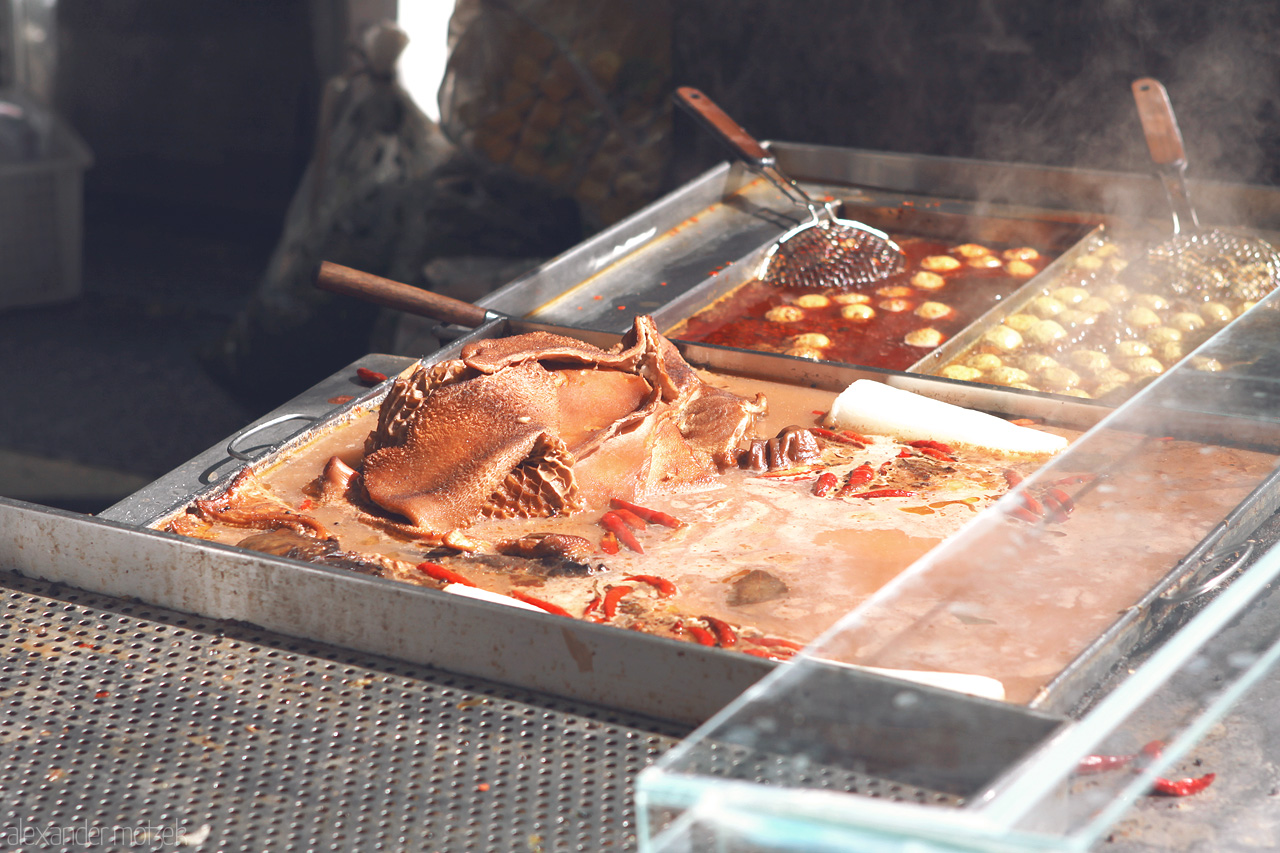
675 87 905 289
1131 77 1280 302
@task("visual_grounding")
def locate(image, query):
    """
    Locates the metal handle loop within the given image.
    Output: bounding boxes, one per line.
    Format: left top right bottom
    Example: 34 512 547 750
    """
226 413 319 462
1160 540 1256 605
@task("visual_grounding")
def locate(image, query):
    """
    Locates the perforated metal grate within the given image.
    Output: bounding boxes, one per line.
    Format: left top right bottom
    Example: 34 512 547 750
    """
0 572 687 851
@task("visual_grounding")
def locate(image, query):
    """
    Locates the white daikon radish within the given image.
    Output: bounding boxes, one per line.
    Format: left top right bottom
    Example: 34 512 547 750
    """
827 379 1067 454
441 583 544 612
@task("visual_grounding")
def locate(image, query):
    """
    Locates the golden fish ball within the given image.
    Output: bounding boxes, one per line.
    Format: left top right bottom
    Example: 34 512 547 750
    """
1068 350 1111 375
786 346 824 360
1029 296 1066 318
876 285 915 298
1133 293 1170 312
982 325 1024 352
840 303 876 321
967 255 1004 270
1005 259 1038 277
792 332 831 348
1190 356 1224 372
1156 341 1184 363
954 243 992 258
1025 319 1068 346
1114 340 1153 359
1201 302 1234 323
1078 296 1112 315
1051 286 1090 306
1058 309 1098 330
967 353 1005 371
879 298 914 313
904 328 945 348
1021 354 1060 373
1098 284 1132 304
795 294 831 309
1123 306 1161 329
1075 255 1105 271
986 366 1031 386
1168 312 1206 333
1146 326 1183 346
911 271 947 290
1005 313 1039 332
765 305 805 323
1125 356 1165 377
921 255 962 272
915 301 953 320
1039 366 1082 391
1096 367 1132 386
832 292 872 305
1003 247 1041 261
940 364 983 381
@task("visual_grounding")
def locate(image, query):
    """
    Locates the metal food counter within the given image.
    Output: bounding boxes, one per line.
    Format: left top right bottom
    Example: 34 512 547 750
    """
6 144 1280 851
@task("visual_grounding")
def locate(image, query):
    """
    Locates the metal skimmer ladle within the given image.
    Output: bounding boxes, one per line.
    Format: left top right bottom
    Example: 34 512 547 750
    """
675 87 905 289
1131 77 1280 302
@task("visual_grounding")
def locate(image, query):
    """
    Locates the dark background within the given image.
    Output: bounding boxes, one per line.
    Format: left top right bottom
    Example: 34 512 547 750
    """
2 0 1278 510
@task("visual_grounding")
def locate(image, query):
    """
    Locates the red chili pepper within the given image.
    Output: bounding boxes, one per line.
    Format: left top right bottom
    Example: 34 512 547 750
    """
1047 487 1075 514
897 448 915 458
622 575 677 598
1007 505 1041 524
299 498 314 512
327 395 356 405
609 498 682 529
1150 773 1215 796
812 471 839 497
848 489 915 499
1020 491 1045 517
742 648 789 660
508 590 572 617
612 507 648 530
1141 740 1165 759
841 430 873 445
810 427 865 447
908 439 954 454
1002 468 1024 488
877 460 894 475
1010 418 1040 426
1076 752 1136 775
417 562 476 587
600 512 644 553
356 367 387 385
600 533 620 555
838 463 876 496
602 585 634 619
1042 492 1070 523
685 625 717 646
916 446 953 462
751 636 805 651
584 593 603 619
701 616 738 648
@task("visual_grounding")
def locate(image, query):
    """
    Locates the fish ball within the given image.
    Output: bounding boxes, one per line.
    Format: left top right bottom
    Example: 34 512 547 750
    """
955 243 992 258
1191 356 1224 372
786 346 824 360
765 305 805 323
1002 247 1041 261
983 325 1024 352
986 366 1031 386
967 353 1005 371
1133 293 1170 311
1114 340 1152 359
1168 312 1206 333
876 285 914 298
1051 286 1090 306
904 328 945 348
1039 366 1082 391
1123 306 1161 329
1029 296 1066 318
940 365 982 381
840 303 876 321
795 294 831 308
911 271 947 290
921 255 962 272
1146 326 1183 346
879 298 914 313
1004 313 1039 332
967 255 1004 269
1025 319 1068 346
915 301 953 320
1125 356 1165 377
832 292 872 305
1098 284 1132 304
1201 302 1234 323
792 332 831 348
1005 260 1038 277
1079 296 1112 314
1021 354 1060 373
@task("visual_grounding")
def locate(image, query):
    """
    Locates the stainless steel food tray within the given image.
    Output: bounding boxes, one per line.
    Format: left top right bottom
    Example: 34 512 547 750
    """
95 316 1280 728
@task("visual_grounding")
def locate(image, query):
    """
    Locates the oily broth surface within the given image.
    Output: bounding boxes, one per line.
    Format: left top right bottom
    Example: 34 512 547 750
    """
166 372 1277 703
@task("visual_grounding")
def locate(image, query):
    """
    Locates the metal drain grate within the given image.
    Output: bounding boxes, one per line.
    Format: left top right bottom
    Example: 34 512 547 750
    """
0 572 688 852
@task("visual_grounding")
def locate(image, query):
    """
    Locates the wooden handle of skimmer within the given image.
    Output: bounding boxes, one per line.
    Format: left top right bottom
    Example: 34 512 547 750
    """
1132 77 1187 166
315 261 490 328
675 86 774 167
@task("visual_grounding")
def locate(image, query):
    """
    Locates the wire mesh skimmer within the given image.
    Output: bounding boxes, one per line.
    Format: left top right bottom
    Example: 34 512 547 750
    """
676 87 905 289
1131 77 1280 303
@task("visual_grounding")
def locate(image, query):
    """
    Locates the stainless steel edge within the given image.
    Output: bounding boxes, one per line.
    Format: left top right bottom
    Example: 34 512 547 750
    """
0 498 770 726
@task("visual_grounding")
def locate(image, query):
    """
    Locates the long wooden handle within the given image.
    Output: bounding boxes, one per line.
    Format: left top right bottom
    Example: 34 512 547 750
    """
1131 77 1186 166
315 261 490 328
674 86 773 166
